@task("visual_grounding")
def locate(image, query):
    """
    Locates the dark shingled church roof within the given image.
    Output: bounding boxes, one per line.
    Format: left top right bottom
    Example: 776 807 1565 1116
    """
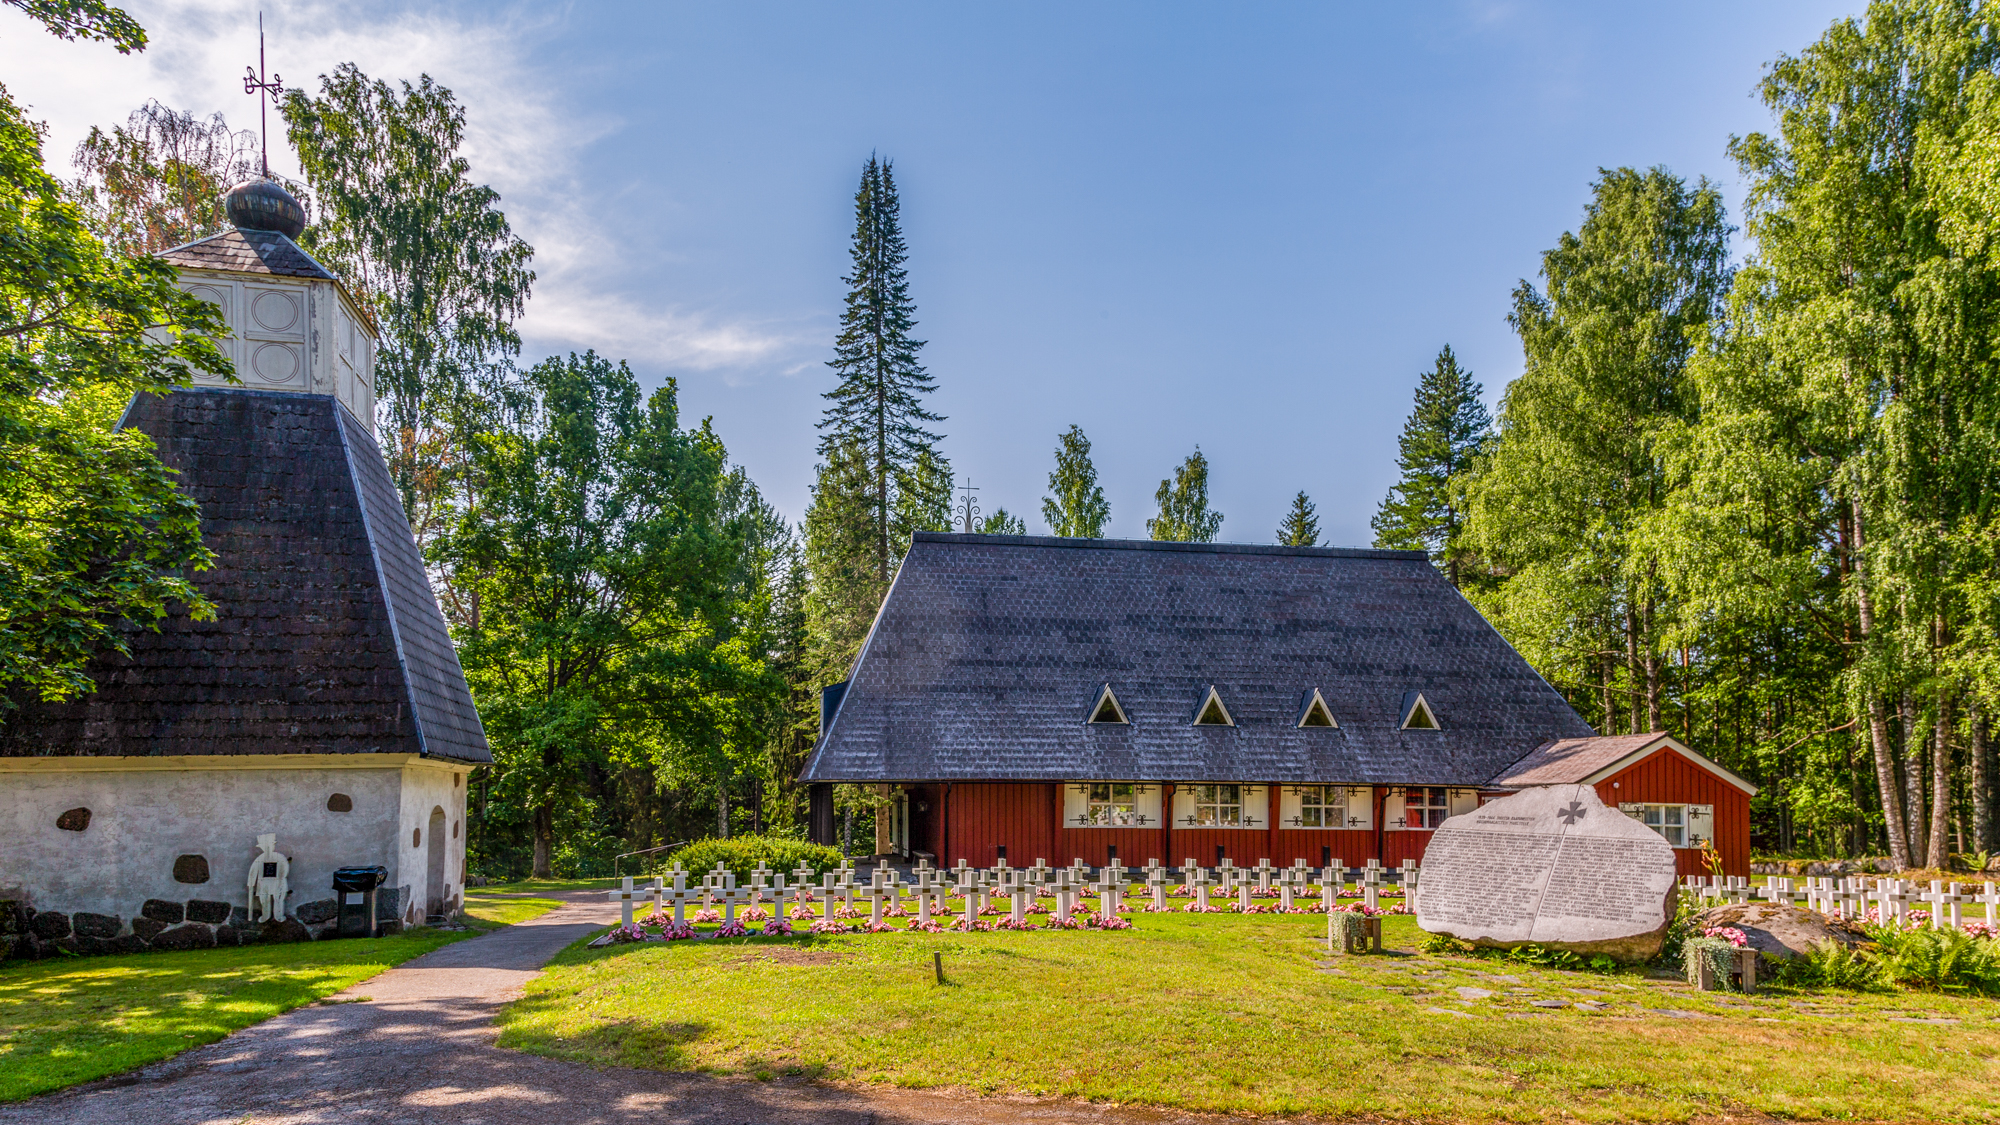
801 533 1593 786
156 228 338 281
0 388 490 763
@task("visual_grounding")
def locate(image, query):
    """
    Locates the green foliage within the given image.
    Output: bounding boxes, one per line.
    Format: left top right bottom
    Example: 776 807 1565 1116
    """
1372 345 1488 585
1148 448 1223 542
1682 936 1740 988
67 101 262 257
1042 424 1109 538
1871 927 2000 995
1416 929 1471 955
1276 490 1319 547
3 0 145 52
1777 939 1885 991
281 64 534 535
816 154 942 586
978 508 1026 536
0 76 232 710
442 352 775 877
664 834 844 884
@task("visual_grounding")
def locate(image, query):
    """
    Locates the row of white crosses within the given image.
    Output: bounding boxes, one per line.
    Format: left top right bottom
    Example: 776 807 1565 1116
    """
1684 873 2000 932
615 854 1429 927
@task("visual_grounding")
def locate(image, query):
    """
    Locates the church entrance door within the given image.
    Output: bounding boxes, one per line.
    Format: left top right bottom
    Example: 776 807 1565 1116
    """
425 806 447 922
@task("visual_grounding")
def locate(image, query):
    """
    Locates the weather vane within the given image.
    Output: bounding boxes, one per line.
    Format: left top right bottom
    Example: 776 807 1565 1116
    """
957 480 981 534
242 12 282 178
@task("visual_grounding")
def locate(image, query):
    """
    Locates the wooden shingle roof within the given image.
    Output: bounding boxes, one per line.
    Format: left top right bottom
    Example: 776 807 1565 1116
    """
801 533 1594 786
156 228 337 280
0 388 490 763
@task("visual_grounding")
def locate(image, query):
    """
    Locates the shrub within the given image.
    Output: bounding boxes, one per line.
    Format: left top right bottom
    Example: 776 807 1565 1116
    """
655 835 845 884
1873 928 2000 995
1418 930 1472 955
1682 936 1739 988
1775 939 1882 991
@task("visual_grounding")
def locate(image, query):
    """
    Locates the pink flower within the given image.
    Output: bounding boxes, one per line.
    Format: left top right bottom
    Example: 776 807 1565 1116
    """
1702 926 1750 948
607 922 649 943
978 904 1002 917
832 906 863 919
996 918 1041 931
1181 902 1224 914
1042 915 1083 930
662 921 696 940
808 918 848 935
948 917 993 932
640 910 672 928
906 919 946 934
759 918 794 937
1963 920 1998 939
1088 914 1133 931
860 920 897 934
691 908 721 924
741 906 770 923
713 920 750 938
1025 903 1050 915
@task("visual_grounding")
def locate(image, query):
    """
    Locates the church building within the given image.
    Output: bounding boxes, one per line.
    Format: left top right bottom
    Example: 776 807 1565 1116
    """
802 533 1753 877
0 180 488 957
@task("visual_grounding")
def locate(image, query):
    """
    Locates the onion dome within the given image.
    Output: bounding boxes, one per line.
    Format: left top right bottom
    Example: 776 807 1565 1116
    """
223 178 306 239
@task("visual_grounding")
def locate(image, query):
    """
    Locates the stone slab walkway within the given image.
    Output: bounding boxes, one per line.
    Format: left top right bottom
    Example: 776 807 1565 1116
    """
0 890 1278 1125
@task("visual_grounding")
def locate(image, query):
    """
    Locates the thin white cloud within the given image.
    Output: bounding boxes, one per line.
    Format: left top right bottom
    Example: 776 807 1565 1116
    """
0 0 805 379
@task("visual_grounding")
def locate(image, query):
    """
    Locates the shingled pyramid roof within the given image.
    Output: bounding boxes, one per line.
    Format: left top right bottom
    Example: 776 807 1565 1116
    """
156 227 338 281
801 533 1593 786
0 388 489 763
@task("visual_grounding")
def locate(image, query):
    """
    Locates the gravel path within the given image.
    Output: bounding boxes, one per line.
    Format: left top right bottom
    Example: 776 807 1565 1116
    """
0 890 1275 1124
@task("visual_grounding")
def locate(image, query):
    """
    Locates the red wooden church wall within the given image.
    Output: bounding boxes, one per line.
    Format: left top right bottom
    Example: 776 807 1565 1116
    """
1593 747 1751 877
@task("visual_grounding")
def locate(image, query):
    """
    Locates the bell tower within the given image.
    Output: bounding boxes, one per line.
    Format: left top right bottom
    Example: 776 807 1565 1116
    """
157 178 379 433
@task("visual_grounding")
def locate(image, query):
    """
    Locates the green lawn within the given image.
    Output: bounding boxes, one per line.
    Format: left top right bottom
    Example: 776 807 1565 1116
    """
0 889 573 1103
498 910 2000 1123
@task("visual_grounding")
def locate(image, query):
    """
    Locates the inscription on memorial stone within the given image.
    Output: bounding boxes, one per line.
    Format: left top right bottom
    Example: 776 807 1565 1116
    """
1416 785 1676 957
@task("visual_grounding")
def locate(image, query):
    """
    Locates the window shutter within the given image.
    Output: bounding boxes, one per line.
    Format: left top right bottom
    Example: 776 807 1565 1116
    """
1170 785 1197 830
1061 783 1091 828
1239 785 1268 828
1131 784 1163 826
1344 787 1374 830
1278 786 1304 827
1686 805 1716 850
1382 788 1407 830
1449 789 1479 817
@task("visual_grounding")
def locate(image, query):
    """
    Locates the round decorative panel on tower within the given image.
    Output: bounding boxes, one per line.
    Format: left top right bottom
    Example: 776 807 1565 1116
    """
223 178 305 238
251 290 299 332
251 342 301 383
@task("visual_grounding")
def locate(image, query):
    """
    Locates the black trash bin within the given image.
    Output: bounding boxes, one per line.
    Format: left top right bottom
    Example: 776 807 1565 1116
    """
333 866 388 938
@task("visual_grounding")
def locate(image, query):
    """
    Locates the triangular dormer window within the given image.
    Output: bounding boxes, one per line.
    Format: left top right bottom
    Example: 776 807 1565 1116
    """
1193 686 1235 727
1088 684 1129 725
1400 691 1440 730
1297 688 1337 729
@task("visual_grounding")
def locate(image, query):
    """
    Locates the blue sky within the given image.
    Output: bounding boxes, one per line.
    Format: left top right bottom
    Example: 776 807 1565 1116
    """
4 1 1860 545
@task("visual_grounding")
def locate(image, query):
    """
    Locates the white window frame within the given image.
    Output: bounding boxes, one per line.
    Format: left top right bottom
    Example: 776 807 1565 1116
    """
1297 688 1338 728
1193 686 1235 727
1087 683 1128 725
1294 785 1345 828
1193 783 1242 826
1062 782 1161 828
1621 802 1713 849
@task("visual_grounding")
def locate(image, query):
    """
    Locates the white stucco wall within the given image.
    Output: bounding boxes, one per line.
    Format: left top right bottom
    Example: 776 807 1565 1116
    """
393 760 468 923
0 754 463 932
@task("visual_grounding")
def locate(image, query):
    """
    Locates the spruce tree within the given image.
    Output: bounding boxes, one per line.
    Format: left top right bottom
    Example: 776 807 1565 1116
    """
1149 449 1223 542
817 155 942 583
1371 345 1489 586
1041 424 1110 537
1277 491 1320 547
979 508 1027 535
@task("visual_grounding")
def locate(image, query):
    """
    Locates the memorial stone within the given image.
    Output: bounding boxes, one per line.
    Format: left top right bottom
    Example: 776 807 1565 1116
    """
1415 784 1678 962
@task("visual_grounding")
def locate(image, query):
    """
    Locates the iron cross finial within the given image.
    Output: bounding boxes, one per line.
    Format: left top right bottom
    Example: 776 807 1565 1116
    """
956 479 981 534
242 13 283 178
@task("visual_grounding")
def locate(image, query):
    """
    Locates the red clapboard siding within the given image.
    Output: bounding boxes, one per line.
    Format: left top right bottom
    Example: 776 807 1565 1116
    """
1057 829 1162 867
946 783 1059 867
1167 828 1275 867
1273 829 1380 868
1594 746 1752 877
1382 830 1433 867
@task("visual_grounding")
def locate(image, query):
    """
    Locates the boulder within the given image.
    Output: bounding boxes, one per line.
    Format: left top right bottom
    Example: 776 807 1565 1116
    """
130 916 168 942
150 923 215 952
294 898 338 925
1695 902 1867 958
185 900 232 925
28 911 70 940
140 899 184 924
71 912 121 939
258 919 312 944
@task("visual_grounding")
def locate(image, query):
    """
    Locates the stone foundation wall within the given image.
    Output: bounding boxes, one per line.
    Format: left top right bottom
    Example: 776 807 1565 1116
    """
0 887 410 960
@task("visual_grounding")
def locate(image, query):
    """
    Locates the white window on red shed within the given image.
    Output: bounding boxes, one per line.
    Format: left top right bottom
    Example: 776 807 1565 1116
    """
1620 803 1715 849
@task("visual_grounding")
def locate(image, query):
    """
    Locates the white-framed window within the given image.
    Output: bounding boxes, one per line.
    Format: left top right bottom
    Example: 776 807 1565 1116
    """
1403 786 1450 828
1087 684 1128 724
1193 686 1235 727
1062 781 1162 828
1086 782 1137 825
1294 785 1346 827
1193 783 1242 826
1621 803 1713 848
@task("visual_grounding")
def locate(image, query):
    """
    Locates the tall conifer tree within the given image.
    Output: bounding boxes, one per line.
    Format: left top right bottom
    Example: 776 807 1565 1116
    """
1042 424 1110 537
1372 345 1489 587
1149 449 1223 542
1277 491 1320 547
816 155 942 584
